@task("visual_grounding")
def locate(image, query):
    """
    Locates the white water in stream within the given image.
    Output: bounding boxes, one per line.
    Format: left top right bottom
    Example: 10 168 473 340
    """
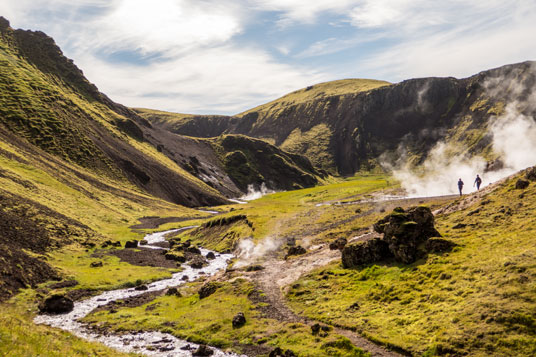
34 228 242 356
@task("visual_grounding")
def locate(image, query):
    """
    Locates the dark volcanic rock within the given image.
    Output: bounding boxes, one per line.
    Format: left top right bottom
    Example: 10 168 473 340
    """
166 287 181 297
193 344 213 356
39 294 74 314
124 240 138 248
425 238 457 253
232 312 246 328
198 282 219 299
90 261 103 268
206 252 216 260
164 251 186 263
134 284 148 291
269 347 296 357
286 245 306 258
341 238 391 268
329 237 347 250
515 179 530 189
526 166 536 181
189 255 208 269
343 206 442 267
373 206 440 264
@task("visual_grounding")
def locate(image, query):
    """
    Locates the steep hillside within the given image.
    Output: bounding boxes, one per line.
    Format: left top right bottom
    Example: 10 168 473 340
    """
0 17 228 207
143 62 536 175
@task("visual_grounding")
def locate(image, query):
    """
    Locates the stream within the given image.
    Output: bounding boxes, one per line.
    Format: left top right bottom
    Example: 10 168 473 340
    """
34 228 242 356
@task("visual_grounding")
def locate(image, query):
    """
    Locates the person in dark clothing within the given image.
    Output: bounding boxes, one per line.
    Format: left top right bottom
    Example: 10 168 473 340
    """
458 178 464 196
474 174 482 190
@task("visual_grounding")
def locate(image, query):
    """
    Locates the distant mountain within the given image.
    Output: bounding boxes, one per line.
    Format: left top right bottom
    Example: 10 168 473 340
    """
141 62 536 175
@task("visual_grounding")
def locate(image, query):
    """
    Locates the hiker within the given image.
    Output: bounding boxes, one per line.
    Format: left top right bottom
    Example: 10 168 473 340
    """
457 178 464 196
474 174 482 190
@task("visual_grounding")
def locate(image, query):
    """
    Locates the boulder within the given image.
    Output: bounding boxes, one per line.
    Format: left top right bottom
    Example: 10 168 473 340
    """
90 261 103 268
187 246 201 254
134 284 148 291
166 287 181 296
164 251 186 263
193 344 213 356
269 347 296 357
139 239 148 245
39 294 74 314
198 282 219 299
525 166 536 181
286 245 306 258
124 240 138 248
515 179 530 189
329 237 347 250
341 238 391 268
374 206 440 264
232 312 246 328
206 252 216 260
189 256 207 269
425 238 457 253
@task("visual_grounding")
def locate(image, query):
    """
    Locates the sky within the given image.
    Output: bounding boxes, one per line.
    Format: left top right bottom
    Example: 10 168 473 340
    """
1 0 536 115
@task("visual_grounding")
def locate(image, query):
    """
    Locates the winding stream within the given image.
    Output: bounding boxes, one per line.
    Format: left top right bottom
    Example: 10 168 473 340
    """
35 228 242 356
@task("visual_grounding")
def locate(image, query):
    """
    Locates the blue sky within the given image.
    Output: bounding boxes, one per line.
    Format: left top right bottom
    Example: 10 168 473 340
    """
2 0 536 114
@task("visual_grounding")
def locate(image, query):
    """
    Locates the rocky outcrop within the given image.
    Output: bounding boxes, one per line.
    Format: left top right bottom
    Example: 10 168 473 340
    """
343 206 443 267
342 238 391 268
374 206 441 264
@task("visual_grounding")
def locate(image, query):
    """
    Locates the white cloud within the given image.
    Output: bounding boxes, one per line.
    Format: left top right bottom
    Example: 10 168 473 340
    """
78 45 326 114
252 0 361 24
353 1 536 81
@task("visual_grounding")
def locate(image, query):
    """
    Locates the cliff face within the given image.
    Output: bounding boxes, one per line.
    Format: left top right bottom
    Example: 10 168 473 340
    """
144 62 536 175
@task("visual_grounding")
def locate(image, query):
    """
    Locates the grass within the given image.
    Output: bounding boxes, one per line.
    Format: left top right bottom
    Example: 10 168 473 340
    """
175 174 395 251
83 278 368 356
0 303 132 357
287 174 536 356
238 79 391 117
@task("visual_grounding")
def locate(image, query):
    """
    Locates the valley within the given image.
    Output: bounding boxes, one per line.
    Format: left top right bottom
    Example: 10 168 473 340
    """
0 16 535 357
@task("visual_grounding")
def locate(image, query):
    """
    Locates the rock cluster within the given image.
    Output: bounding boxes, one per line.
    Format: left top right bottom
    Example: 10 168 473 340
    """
342 206 449 267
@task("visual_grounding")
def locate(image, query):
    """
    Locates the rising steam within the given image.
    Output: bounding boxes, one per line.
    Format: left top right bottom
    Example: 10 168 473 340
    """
390 103 536 197
233 236 281 268
240 182 276 201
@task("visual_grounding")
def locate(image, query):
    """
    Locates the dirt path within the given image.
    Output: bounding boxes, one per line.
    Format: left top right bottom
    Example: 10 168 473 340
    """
246 194 474 357
251 241 403 357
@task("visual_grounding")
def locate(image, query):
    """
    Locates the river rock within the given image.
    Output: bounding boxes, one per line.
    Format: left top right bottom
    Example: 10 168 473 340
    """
329 237 347 250
39 294 74 314
164 251 186 262
341 238 391 268
139 239 148 245
232 312 246 328
166 287 181 296
515 179 530 189
189 256 207 269
206 252 216 260
193 344 213 356
187 246 201 254
124 240 138 248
